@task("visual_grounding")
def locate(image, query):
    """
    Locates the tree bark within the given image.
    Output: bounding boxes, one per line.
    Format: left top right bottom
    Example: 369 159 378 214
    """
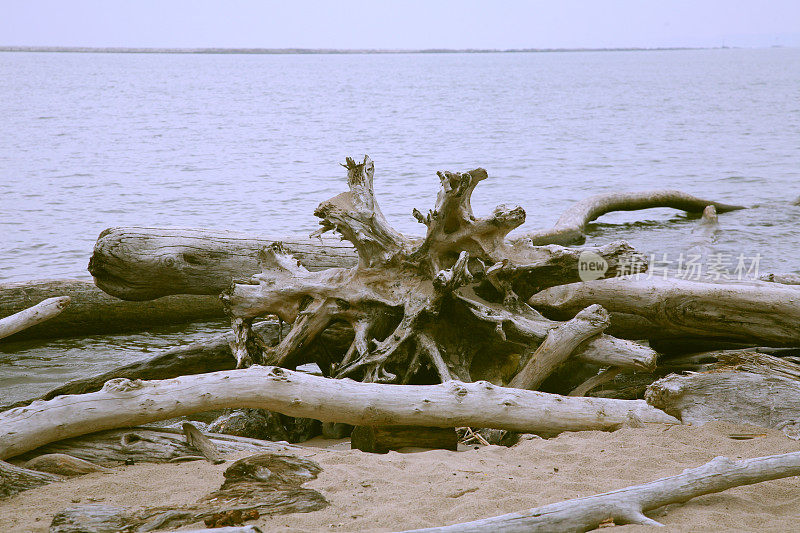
0 366 677 460
0 296 71 340
0 279 223 341
645 370 800 430
529 277 800 346
89 227 358 300
515 189 745 246
402 451 800 532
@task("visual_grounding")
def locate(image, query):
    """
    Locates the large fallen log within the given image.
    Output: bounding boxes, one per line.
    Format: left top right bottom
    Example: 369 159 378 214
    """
88 227 645 302
0 296 70 340
0 279 223 341
529 277 800 346
403 451 800 532
89 227 358 300
0 366 677 460
515 189 745 246
645 370 800 430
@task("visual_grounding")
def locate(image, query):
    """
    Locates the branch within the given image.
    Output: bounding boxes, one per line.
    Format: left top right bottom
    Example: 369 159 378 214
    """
0 296 70 340
0 367 677 460
402 451 800 531
515 189 746 246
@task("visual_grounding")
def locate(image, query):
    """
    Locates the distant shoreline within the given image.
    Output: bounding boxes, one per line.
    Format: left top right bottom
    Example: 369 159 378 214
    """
0 45 732 55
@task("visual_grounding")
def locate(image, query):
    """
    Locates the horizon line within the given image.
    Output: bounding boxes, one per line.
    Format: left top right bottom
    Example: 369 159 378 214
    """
0 45 764 55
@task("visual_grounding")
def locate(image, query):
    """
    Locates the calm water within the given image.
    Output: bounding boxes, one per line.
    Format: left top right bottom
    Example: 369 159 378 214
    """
1 48 799 402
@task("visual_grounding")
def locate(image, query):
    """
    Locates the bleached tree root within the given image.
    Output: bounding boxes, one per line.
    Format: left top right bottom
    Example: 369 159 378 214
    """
0 366 677 460
89 227 359 300
0 296 71 340
516 189 745 246
402 451 800 532
0 460 61 498
529 277 800 346
0 279 223 341
223 157 654 387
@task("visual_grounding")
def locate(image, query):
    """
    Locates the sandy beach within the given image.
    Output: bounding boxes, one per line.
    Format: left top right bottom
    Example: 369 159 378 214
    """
2 421 799 532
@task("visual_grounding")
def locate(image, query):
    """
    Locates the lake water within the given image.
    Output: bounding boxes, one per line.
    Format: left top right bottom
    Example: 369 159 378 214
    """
1 48 799 403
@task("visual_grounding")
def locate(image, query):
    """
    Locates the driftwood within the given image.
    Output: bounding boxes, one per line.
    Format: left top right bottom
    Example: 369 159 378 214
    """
12 427 293 466
760 272 800 286
0 366 677 460
183 422 225 464
23 453 111 476
0 296 71 340
350 425 458 453
0 279 223 341
404 451 800 532
24 314 650 410
0 459 61 498
89 227 358 300
49 453 327 532
516 189 744 246
508 304 610 390
646 370 800 430
89 229 644 302
222 156 654 391
529 277 800 346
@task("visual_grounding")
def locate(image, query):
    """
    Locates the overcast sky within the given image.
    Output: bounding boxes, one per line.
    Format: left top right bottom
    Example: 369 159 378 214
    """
3 0 799 50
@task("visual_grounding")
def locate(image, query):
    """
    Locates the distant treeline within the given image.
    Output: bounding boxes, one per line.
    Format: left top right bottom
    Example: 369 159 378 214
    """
0 46 711 55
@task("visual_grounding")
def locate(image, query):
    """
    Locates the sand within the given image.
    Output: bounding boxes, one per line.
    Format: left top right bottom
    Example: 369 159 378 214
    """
1 421 799 532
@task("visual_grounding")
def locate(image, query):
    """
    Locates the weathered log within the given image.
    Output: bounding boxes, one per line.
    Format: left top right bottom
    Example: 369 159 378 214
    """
351 425 458 453
22 453 111 476
529 277 800 346
646 370 800 430
0 279 223 341
515 189 745 246
89 226 359 300
0 366 677 460
0 459 62 498
509 304 610 390
0 296 70 340
12 427 293 466
49 454 327 532
183 422 225 464
403 451 800 532
759 272 800 286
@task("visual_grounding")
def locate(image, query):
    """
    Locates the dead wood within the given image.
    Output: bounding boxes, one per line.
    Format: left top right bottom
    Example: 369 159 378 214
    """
49 453 327 532
0 279 223 341
12 427 292 466
351 425 458 453
645 370 800 430
22 453 111 476
515 189 745 246
222 156 653 388
0 459 62 498
89 227 358 300
0 367 677 460
529 276 800 346
402 451 800 532
0 296 71 340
